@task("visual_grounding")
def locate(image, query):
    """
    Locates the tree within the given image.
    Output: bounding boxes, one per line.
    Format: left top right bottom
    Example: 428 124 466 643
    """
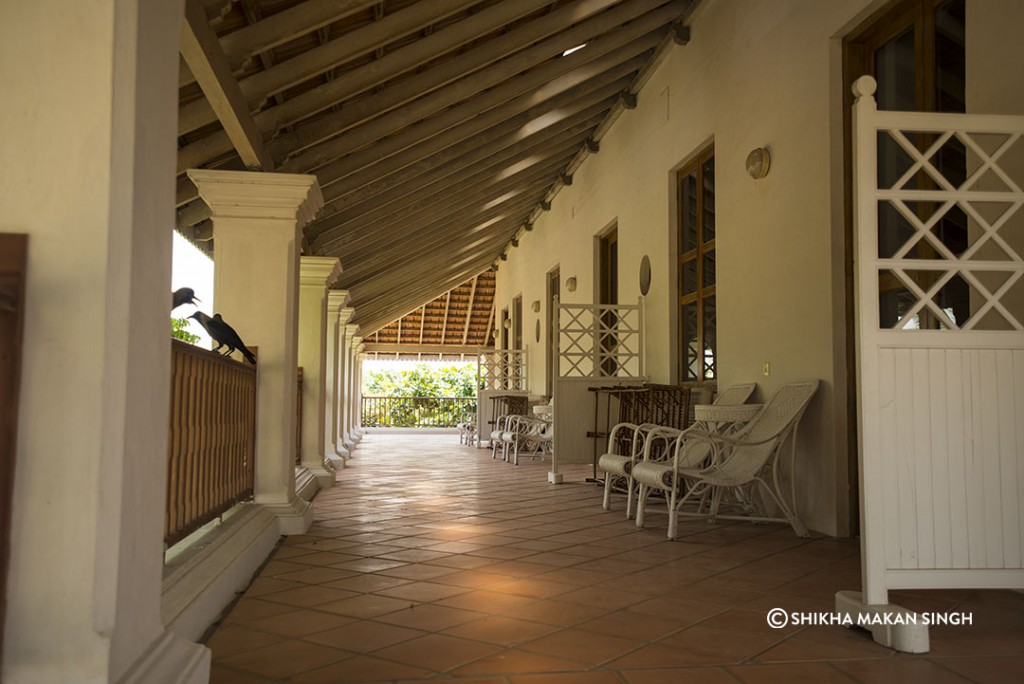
362 363 477 427
171 317 200 344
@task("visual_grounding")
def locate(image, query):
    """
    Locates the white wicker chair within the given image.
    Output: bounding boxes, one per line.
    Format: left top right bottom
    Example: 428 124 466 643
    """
506 415 553 465
597 383 756 518
633 381 818 539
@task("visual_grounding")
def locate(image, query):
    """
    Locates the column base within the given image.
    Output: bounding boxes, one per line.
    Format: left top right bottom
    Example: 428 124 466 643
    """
548 471 564 484
117 630 210 684
335 441 350 460
265 497 314 535
328 450 346 470
303 461 336 489
295 467 319 502
835 590 930 653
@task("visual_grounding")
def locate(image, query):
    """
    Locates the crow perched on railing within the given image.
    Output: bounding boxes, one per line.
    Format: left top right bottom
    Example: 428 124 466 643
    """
188 311 257 364
172 287 200 310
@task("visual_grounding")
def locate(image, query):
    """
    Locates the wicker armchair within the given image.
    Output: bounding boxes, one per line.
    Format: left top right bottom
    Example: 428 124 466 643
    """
597 383 755 518
633 381 818 539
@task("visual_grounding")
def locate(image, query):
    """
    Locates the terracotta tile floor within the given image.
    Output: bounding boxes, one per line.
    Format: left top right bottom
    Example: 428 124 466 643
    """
206 433 1024 683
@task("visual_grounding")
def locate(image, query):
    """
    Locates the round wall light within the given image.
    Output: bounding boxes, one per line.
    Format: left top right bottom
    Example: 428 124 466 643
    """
745 147 771 179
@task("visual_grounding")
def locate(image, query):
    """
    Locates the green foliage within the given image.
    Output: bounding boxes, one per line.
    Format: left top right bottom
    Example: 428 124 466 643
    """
362 363 477 427
363 363 477 398
171 317 200 344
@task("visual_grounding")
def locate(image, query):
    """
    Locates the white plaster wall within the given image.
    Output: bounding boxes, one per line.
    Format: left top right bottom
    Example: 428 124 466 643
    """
496 0 887 536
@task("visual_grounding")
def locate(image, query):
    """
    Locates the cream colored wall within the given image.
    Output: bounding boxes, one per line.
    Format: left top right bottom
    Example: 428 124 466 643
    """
496 0 891 536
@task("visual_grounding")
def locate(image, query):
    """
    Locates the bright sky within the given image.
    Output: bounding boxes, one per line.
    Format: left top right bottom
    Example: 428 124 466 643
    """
171 232 214 348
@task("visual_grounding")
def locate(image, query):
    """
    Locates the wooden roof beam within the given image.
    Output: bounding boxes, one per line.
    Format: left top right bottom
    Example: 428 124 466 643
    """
178 0 688 173
311 109 609 239
338 217 529 298
314 55 646 201
179 0 480 135
354 257 499 333
180 0 273 170
442 291 452 346
276 0 676 173
462 276 479 345
315 154 571 254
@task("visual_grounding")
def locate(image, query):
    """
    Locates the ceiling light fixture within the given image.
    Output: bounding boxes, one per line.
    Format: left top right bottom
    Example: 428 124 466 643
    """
561 44 586 57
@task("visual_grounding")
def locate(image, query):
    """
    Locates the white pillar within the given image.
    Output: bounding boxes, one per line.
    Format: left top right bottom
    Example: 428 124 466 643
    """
341 324 360 449
2 1 209 682
333 307 358 462
188 169 323 535
298 257 341 487
351 338 366 440
325 295 351 467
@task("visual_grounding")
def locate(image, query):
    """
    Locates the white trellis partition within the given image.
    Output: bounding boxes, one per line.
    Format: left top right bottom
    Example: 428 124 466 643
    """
549 297 645 483
845 75 1024 649
475 348 529 447
477 348 528 391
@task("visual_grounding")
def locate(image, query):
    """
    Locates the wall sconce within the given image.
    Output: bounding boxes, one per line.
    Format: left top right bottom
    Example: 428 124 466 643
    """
745 147 771 179
531 300 541 313
503 318 512 329
565 276 577 292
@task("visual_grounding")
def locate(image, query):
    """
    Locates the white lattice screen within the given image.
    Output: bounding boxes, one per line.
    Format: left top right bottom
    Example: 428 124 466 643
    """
852 75 1024 607
477 349 528 391
557 298 644 379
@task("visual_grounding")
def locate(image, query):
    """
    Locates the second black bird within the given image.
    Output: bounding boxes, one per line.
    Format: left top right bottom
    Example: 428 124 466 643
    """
188 311 257 364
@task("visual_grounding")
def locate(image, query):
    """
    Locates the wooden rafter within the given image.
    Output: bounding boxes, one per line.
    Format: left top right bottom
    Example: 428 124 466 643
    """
180 0 273 170
462 275 479 345
173 0 700 333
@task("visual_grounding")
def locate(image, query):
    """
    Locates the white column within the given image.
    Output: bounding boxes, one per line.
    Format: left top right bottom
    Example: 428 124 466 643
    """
351 338 366 440
298 257 341 487
341 324 360 449
188 169 323 535
325 294 351 467
333 305 358 458
2 1 209 682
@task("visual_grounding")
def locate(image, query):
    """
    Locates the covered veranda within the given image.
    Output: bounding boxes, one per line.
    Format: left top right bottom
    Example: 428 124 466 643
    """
206 433 1023 683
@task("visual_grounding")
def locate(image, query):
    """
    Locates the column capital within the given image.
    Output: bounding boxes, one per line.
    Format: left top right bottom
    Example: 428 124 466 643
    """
345 324 360 336
327 290 351 311
352 335 363 347
338 306 355 325
187 169 323 225
300 256 341 288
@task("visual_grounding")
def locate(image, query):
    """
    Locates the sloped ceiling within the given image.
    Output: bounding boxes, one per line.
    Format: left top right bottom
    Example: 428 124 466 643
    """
176 0 696 335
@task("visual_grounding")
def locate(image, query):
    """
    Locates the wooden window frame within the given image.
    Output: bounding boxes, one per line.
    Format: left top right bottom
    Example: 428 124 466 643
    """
677 145 716 384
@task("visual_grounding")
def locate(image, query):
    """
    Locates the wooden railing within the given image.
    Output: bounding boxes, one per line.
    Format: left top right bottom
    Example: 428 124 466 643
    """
166 339 256 546
362 396 476 428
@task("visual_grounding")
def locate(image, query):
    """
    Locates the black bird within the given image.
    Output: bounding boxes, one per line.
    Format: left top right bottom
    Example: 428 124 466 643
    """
188 311 257 364
172 287 201 310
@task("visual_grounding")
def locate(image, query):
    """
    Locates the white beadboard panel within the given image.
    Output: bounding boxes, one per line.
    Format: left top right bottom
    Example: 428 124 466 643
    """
893 348 919 568
879 347 1024 572
878 349 902 571
945 349 970 569
997 350 1021 568
1017 351 1024 566
929 348 953 568
978 350 1003 568
965 350 987 566
911 350 935 569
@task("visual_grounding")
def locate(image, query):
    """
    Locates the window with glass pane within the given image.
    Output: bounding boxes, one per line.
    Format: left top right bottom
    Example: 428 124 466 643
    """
848 0 967 330
678 148 716 382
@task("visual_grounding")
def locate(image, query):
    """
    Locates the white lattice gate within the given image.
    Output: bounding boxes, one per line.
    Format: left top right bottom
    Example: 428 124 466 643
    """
549 297 645 482
475 349 528 447
852 76 1024 613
